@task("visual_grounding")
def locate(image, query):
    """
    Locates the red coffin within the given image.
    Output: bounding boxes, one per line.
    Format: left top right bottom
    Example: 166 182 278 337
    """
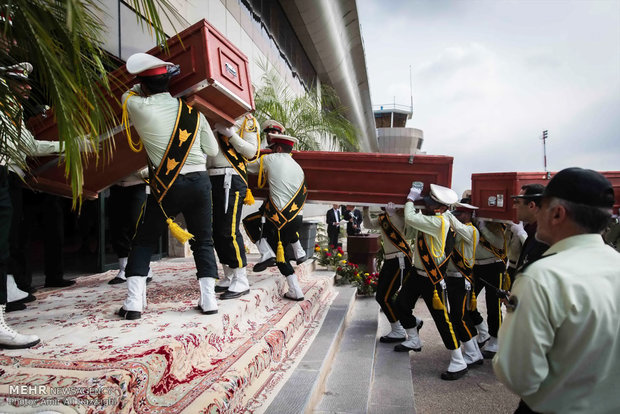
25 19 254 199
249 151 453 205
472 171 620 221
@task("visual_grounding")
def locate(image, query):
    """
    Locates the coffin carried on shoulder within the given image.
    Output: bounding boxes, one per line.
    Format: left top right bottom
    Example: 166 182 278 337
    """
24 18 253 199
472 171 620 222
249 151 454 206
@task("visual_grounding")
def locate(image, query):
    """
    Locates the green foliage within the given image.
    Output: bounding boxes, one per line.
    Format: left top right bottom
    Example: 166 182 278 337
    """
253 62 359 152
0 0 184 207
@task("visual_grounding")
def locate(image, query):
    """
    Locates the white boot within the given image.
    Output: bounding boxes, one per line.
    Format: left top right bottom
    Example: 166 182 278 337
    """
292 240 307 264
109 257 128 284
462 338 484 366
119 276 147 320
6 274 28 302
482 336 498 358
258 238 276 262
284 274 304 301
476 320 490 345
441 348 468 380
220 267 250 299
146 267 154 283
0 305 40 349
394 326 422 352
198 277 218 314
215 265 233 292
379 321 407 343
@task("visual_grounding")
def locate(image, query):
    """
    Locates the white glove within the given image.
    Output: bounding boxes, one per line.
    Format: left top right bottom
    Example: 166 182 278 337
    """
138 167 150 180
214 123 235 137
386 202 396 216
510 221 528 242
407 186 422 202
476 218 487 230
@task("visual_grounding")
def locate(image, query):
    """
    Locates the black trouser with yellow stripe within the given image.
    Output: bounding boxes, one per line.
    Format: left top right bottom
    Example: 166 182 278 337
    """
243 210 301 276
469 261 505 337
446 276 478 342
394 270 460 350
211 174 247 269
376 257 408 323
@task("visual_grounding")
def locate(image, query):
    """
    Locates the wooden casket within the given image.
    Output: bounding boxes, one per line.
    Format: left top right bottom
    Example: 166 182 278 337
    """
472 171 620 222
25 18 254 199
249 151 453 206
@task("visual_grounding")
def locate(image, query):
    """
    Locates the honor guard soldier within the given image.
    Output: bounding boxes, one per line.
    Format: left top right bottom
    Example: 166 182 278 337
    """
494 168 620 413
243 134 307 300
0 62 43 348
118 53 219 319
446 200 484 367
208 114 260 299
469 215 508 357
247 120 306 272
363 202 423 342
394 183 470 381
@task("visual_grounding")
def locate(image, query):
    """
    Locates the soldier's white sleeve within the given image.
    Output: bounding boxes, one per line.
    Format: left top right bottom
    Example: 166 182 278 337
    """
22 122 60 156
404 201 444 236
478 224 505 249
493 275 553 397
198 114 219 157
445 211 476 244
229 130 258 158
362 207 380 229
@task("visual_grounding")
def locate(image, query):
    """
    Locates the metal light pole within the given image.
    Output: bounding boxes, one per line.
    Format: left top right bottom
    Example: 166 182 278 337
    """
541 130 550 178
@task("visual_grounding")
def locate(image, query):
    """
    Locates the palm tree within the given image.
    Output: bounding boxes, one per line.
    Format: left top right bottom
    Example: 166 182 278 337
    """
0 0 184 206
253 63 359 152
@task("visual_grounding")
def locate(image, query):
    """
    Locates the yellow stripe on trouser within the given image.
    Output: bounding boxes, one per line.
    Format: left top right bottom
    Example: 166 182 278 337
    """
460 295 473 338
441 295 459 349
497 271 503 329
383 267 400 321
231 191 243 267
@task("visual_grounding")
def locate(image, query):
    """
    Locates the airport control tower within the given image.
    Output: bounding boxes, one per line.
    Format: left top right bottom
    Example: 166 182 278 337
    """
374 102 424 155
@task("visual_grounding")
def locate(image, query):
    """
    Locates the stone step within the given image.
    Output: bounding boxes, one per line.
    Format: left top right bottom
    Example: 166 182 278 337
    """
312 295 379 414
263 282 357 414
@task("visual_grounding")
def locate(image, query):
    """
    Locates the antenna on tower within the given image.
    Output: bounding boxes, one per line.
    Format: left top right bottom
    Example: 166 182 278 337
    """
409 65 414 112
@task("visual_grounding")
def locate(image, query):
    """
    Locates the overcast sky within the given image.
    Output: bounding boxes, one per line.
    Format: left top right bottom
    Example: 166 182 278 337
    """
357 0 620 196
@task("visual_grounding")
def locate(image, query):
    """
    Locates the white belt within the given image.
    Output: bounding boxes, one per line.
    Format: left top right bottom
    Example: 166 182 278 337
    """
475 257 503 265
384 252 404 260
179 164 207 175
208 167 239 176
446 271 462 278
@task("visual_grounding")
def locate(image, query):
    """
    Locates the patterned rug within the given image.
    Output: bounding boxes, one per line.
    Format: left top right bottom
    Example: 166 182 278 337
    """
0 258 335 413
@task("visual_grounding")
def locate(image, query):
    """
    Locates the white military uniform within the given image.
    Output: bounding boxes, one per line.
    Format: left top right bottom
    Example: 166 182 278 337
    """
494 234 620 413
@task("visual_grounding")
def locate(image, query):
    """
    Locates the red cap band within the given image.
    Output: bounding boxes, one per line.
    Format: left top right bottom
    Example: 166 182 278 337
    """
139 66 168 77
271 137 294 146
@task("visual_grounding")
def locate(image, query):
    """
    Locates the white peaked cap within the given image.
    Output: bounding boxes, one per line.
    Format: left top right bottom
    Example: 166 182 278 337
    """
126 53 175 76
429 184 459 206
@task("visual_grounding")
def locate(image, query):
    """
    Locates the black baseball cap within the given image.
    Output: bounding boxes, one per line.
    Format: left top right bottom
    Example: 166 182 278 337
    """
542 167 614 208
511 183 545 200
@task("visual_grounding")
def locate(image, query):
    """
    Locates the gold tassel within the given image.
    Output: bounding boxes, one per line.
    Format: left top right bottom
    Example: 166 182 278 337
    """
244 188 255 205
432 287 444 310
470 290 478 311
504 272 512 291
276 241 285 263
167 218 194 244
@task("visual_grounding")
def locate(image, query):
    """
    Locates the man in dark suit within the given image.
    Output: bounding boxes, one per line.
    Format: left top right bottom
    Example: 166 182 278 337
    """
343 205 363 235
326 204 342 247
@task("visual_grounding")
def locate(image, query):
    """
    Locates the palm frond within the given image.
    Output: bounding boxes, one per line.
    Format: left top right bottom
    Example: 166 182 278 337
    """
0 0 185 207
253 61 359 152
